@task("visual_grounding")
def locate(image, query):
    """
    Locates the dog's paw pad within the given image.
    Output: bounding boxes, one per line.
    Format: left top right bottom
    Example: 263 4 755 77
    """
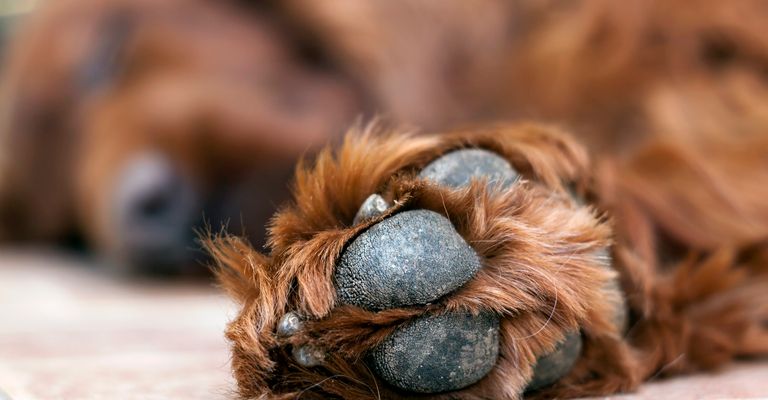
525 331 583 392
419 148 518 189
368 311 500 393
335 209 481 310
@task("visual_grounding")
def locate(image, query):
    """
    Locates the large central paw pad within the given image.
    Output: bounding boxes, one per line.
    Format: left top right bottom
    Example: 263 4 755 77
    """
335 209 481 310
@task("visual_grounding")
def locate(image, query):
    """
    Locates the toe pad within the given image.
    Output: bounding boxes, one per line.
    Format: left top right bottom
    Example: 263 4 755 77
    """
368 311 500 393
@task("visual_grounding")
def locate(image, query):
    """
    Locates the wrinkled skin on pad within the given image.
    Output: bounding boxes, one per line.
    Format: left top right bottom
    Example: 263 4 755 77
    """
335 209 482 311
368 311 500 393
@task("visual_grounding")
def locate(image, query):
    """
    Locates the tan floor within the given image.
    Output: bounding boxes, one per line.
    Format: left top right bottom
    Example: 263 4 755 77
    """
0 248 235 400
0 248 766 399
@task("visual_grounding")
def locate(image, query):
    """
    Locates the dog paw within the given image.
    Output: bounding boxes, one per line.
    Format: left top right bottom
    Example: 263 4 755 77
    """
331 148 523 393
331 147 593 394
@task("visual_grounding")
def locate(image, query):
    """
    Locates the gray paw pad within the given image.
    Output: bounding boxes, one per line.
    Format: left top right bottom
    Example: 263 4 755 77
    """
524 331 583 392
419 148 518 189
368 311 500 393
335 209 481 310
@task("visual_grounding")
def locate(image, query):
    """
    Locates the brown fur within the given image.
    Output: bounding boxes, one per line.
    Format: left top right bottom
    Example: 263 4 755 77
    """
277 0 768 153
205 122 768 399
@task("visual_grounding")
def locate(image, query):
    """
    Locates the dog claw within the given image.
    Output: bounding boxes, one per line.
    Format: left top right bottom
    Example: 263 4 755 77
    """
419 148 518 189
277 312 303 337
353 194 390 224
368 311 500 393
292 344 325 367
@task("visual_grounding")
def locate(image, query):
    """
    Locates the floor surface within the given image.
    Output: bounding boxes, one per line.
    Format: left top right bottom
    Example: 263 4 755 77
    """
0 247 766 399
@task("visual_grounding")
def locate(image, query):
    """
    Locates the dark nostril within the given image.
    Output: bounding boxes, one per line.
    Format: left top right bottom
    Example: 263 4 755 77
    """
134 186 172 221
111 152 202 273
115 152 192 224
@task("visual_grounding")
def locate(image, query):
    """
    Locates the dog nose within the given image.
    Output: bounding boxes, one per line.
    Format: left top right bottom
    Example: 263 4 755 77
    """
111 152 202 274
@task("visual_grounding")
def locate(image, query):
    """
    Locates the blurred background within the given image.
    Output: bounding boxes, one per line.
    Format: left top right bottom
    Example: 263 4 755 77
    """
1 0 767 398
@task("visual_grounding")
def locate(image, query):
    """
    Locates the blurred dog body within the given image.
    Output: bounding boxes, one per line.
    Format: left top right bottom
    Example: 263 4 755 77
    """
2 0 768 277
0 0 358 273
275 0 768 266
281 0 768 151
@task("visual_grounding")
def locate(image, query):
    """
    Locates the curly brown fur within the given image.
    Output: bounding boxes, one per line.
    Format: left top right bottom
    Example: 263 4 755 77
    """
204 121 768 399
